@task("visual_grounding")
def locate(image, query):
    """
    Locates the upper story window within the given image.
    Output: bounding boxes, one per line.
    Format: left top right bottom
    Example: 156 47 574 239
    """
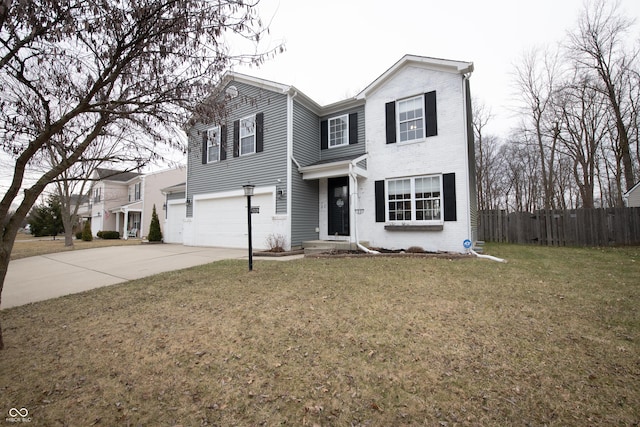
207 126 221 163
328 114 349 148
320 112 358 150
93 187 101 203
385 91 437 144
232 112 263 158
240 115 255 156
128 182 142 202
397 96 424 142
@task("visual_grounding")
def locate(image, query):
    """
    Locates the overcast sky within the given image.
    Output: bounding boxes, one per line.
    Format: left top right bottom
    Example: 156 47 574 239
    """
234 0 640 136
3 0 640 203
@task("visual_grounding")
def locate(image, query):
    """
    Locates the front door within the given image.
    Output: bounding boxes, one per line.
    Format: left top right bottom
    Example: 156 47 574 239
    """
328 177 349 236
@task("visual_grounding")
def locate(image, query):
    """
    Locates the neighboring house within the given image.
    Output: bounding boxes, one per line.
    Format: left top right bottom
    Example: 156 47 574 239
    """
183 54 477 253
89 167 185 239
161 182 187 244
623 181 640 207
70 194 91 232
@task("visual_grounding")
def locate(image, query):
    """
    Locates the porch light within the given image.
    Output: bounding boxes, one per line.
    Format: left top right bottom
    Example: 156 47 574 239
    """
243 184 255 197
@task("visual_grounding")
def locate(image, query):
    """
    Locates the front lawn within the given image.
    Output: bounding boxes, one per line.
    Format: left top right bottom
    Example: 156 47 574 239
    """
1 244 638 425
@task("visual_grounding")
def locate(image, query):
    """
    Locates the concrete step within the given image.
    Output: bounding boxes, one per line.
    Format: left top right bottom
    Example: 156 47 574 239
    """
473 240 485 253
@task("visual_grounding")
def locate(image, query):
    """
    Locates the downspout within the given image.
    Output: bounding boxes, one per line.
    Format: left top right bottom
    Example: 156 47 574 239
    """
349 157 379 254
469 248 506 263
286 89 297 250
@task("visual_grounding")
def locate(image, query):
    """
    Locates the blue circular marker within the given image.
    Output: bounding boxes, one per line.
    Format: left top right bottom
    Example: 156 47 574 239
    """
463 239 472 249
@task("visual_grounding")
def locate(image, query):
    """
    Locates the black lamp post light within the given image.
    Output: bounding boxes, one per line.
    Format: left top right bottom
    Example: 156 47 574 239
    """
243 184 255 271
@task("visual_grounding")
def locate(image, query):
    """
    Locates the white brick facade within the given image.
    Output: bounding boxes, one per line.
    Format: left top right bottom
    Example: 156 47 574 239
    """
357 64 474 253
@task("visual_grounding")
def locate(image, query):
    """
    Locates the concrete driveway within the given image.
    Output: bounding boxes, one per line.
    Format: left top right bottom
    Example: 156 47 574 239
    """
2 244 256 309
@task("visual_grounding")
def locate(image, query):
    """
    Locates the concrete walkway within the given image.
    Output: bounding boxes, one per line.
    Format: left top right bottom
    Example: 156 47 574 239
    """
2 244 302 309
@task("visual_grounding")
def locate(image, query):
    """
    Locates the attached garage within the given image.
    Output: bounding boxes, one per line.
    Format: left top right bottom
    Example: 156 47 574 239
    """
165 201 186 243
193 192 275 249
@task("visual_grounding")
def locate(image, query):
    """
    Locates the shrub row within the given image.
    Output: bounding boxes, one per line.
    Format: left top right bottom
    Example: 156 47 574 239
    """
97 230 120 239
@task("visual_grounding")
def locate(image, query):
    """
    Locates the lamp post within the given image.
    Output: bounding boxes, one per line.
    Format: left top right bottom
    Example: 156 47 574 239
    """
243 184 255 271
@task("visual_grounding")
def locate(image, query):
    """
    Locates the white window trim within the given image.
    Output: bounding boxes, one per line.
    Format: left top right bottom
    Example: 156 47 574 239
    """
239 115 256 156
328 114 349 148
206 126 221 163
396 94 426 144
386 174 443 224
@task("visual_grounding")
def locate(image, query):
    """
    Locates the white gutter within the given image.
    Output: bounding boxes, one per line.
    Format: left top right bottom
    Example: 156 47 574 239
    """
349 155 379 254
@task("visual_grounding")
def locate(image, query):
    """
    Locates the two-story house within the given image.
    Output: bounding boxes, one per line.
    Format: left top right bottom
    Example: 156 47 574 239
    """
89 167 185 239
183 54 477 253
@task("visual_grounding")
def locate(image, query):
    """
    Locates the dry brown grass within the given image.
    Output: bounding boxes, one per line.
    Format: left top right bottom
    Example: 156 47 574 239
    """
11 235 142 260
1 244 638 425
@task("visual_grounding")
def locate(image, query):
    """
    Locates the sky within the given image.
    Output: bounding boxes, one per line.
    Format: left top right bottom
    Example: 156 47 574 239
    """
233 0 640 136
2 0 639 206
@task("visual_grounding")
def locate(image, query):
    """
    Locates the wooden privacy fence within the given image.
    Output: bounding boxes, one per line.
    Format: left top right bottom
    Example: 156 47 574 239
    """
478 208 640 246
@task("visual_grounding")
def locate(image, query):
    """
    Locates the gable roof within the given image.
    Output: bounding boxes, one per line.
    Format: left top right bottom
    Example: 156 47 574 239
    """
356 54 474 99
95 168 141 182
624 180 640 197
200 54 473 122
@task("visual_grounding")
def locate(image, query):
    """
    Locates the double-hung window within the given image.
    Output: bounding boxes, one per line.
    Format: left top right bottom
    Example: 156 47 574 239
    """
207 126 221 163
134 182 141 201
398 95 424 143
387 175 442 222
328 114 349 147
385 91 437 144
240 115 256 156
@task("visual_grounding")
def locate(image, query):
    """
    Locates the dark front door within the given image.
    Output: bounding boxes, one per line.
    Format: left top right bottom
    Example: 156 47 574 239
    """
328 177 349 236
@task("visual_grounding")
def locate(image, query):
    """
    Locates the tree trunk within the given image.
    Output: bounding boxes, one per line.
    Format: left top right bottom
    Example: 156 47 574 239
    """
0 217 20 350
61 211 75 247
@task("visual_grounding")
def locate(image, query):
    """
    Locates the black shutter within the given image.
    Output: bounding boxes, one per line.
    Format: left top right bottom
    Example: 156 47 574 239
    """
375 180 385 222
220 125 227 161
233 120 239 157
349 113 358 144
320 120 328 150
256 113 264 153
201 131 208 164
385 101 396 144
443 173 456 221
425 91 438 137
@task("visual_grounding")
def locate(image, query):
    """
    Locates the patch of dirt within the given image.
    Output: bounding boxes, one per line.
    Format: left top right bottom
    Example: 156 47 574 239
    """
307 248 471 260
253 249 305 257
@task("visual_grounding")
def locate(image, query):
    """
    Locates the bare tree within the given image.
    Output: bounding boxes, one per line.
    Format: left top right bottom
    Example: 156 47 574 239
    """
473 99 493 211
567 0 639 192
514 47 563 211
555 70 609 208
0 0 280 349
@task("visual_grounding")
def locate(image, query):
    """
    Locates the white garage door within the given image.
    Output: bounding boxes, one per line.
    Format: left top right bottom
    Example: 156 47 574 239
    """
193 193 274 249
165 202 186 243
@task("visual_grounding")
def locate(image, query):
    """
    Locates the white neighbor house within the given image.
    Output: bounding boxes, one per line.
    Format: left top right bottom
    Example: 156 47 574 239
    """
89 167 185 239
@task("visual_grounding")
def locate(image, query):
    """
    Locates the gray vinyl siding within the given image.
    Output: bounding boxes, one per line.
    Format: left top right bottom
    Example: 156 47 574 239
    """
186 81 288 217
290 101 321 247
167 192 185 201
320 105 366 163
465 78 478 239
